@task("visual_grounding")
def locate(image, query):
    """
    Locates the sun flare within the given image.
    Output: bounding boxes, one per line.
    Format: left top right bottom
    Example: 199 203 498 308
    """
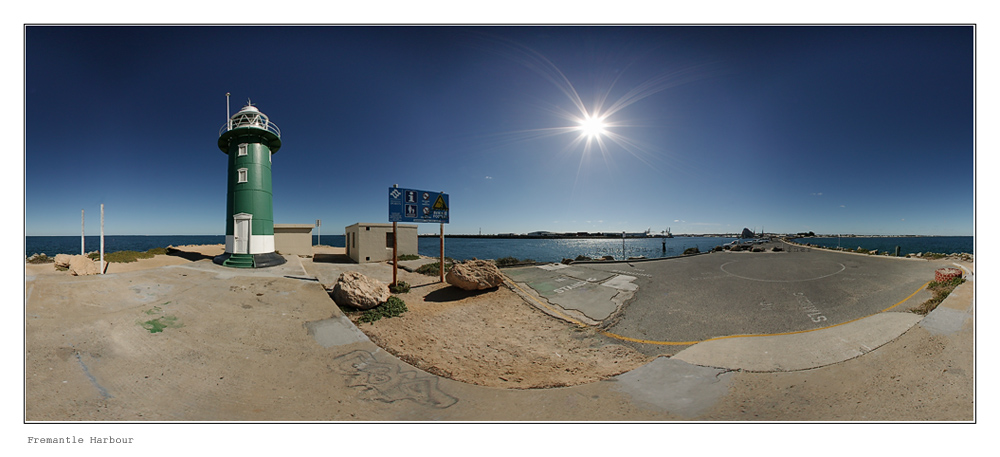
578 114 608 138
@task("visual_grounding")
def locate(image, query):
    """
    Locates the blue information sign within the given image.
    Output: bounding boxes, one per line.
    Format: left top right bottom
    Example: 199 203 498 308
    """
389 187 449 223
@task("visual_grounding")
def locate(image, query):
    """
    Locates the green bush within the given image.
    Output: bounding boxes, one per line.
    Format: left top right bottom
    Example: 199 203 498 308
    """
912 277 966 315
27 254 54 264
359 296 408 323
416 261 452 276
87 247 168 263
494 256 520 267
389 281 411 294
397 254 420 261
683 247 700 255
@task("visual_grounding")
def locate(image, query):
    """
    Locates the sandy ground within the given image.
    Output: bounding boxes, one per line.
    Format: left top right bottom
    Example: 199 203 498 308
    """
24 245 974 421
350 282 651 389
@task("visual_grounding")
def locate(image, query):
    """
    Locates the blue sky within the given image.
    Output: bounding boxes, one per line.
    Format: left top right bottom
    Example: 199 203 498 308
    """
24 25 974 236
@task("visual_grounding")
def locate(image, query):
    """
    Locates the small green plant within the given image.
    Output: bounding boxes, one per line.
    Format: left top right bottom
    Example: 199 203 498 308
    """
359 296 408 323
397 254 420 261
495 257 534 267
26 254 54 264
575 255 592 261
389 281 411 294
494 256 521 267
88 247 168 263
416 261 452 276
855 247 870 254
683 247 700 255
912 277 966 315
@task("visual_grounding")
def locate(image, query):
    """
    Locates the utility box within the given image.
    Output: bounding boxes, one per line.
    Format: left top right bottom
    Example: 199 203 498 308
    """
345 223 417 263
274 224 314 256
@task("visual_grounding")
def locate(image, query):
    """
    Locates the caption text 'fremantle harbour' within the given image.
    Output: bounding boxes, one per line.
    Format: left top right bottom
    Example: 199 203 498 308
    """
27 436 134 444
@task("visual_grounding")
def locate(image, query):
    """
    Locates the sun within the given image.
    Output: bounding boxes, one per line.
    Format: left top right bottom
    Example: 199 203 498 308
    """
578 114 608 138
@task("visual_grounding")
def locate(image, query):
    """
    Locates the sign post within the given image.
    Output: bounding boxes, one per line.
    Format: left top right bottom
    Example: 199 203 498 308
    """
389 186 449 283
440 223 444 282
316 219 321 246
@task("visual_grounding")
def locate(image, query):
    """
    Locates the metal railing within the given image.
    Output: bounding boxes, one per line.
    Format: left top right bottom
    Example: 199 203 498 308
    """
219 115 281 137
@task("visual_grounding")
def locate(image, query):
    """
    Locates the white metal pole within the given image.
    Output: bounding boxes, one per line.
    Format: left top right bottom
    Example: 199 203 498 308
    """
226 93 231 131
100 204 105 274
81 209 85 255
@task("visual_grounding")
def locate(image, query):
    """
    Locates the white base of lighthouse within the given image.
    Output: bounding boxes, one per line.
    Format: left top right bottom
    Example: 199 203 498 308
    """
225 234 275 255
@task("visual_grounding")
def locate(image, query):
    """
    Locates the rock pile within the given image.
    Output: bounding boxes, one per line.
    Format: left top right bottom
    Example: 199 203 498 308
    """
52 253 100 275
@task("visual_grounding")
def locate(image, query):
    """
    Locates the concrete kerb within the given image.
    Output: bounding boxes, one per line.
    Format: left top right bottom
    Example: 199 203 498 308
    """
671 312 924 372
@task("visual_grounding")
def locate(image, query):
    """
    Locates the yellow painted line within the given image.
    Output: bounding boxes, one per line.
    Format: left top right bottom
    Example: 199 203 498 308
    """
505 273 930 347
879 281 930 312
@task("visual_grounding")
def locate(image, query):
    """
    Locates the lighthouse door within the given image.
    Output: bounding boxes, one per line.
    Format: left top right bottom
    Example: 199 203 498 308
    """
233 214 251 254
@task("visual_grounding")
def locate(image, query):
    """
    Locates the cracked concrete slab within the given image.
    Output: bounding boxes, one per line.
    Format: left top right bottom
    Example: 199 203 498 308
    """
545 280 621 321
610 357 732 418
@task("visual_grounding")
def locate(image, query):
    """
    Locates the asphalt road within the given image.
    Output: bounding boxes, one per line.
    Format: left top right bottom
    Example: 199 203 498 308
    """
584 242 941 345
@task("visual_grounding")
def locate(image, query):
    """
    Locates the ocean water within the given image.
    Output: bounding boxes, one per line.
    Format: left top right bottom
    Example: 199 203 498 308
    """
418 237 738 263
792 236 973 256
26 235 973 264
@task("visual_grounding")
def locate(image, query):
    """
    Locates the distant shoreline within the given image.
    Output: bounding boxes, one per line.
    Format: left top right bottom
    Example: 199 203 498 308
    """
418 234 952 239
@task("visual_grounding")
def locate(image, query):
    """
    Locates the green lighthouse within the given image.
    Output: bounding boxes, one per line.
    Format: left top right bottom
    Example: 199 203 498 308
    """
213 98 286 268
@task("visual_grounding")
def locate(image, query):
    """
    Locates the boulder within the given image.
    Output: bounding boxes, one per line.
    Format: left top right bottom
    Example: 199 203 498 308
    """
446 259 504 291
54 253 72 269
69 255 99 276
330 271 390 310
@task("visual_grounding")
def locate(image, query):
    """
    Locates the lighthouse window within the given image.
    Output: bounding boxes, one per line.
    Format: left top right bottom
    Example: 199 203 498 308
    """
237 144 248 156
237 168 248 183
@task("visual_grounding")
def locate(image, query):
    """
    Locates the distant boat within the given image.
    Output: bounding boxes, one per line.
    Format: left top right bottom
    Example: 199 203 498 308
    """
664 227 673 238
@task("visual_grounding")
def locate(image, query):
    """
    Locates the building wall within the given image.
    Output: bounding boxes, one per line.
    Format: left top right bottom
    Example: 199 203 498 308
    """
274 224 314 256
345 223 417 263
226 137 275 238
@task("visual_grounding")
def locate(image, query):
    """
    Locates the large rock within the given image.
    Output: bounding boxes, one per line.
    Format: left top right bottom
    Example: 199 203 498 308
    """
54 254 72 269
69 255 99 276
330 271 390 310
446 259 504 291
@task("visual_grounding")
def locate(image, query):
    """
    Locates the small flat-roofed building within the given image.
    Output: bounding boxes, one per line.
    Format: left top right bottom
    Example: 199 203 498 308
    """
274 224 314 256
345 223 418 263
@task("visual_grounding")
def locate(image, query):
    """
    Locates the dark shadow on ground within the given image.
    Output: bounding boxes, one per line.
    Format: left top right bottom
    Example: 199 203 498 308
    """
423 286 499 302
166 247 215 262
313 253 354 264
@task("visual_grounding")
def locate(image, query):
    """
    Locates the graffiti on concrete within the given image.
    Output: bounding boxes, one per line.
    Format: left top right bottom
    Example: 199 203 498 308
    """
332 350 457 409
